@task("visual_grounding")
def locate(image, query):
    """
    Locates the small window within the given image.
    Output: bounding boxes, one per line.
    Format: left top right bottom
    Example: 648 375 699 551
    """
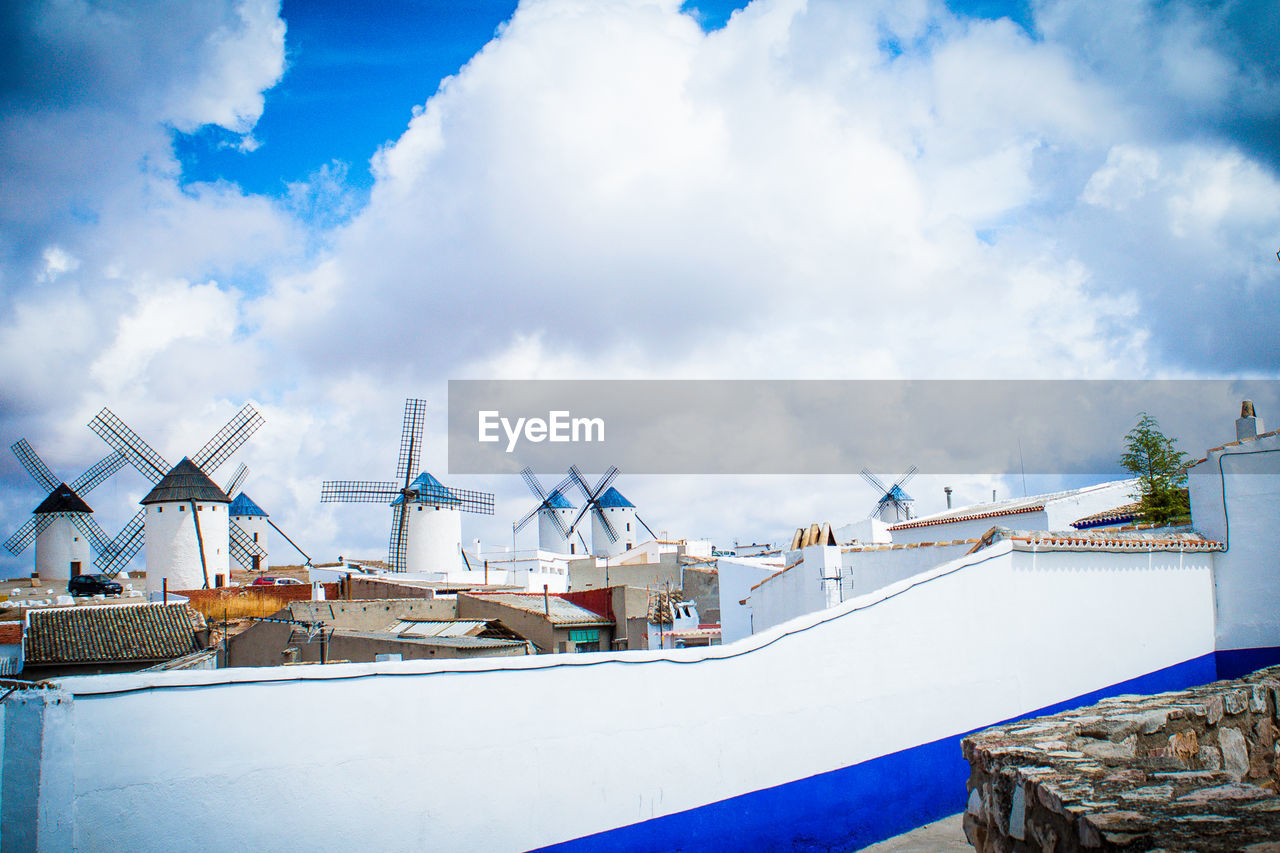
626 522 631 531
253 532 258 543
157 506 161 513
179 505 185 512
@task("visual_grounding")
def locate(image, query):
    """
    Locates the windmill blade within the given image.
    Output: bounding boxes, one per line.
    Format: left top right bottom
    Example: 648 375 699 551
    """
394 399 427 489
229 521 266 571
5 514 53 555
70 451 126 495
388 503 409 572
593 506 620 544
97 510 145 576
68 513 111 554
520 466 549 502
565 502 593 540
892 465 919 491
544 503 570 539
576 529 590 554
320 481 399 502
11 440 59 492
88 408 169 483
590 467 619 501
859 468 889 496
567 465 593 500
192 404 264 476
636 514 657 540
417 481 495 515
514 504 541 533
222 463 248 497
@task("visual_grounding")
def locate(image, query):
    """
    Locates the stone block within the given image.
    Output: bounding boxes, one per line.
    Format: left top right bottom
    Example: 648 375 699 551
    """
1198 746 1223 770
1077 734 1137 763
1169 728 1199 765
1225 689 1250 715
1219 727 1250 781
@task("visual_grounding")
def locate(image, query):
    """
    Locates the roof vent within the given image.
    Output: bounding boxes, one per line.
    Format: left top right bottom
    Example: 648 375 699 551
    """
1237 400 1263 441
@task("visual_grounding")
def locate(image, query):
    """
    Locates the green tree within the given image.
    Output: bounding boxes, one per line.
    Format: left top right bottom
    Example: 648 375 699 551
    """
1119 412 1191 525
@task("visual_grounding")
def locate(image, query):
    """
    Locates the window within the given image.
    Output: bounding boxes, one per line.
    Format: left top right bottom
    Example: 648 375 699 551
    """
568 629 599 643
253 532 258 543
179 505 185 511
626 522 631 531
157 506 162 513
575 642 600 653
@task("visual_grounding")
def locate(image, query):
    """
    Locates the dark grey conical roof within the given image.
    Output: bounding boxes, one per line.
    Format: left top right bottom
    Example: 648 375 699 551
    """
33 483 93 514
140 458 230 505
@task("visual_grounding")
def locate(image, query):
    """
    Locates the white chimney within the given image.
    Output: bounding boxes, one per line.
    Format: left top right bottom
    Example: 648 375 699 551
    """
1236 400 1264 441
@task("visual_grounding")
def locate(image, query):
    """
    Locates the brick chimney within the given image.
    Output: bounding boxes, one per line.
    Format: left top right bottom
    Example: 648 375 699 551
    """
1236 400 1263 441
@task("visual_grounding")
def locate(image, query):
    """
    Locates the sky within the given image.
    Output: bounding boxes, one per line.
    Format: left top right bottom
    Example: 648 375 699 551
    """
1 0 1278 576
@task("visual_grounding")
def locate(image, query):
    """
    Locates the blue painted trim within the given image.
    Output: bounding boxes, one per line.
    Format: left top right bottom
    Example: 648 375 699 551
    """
1215 646 1280 680
532 652 1221 853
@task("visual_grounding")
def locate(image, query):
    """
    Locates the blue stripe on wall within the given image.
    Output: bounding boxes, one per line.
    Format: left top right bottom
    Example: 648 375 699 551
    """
1215 646 1280 680
532 652 1224 853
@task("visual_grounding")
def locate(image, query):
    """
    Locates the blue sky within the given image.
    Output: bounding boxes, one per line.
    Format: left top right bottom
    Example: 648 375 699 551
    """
1 0 1277 575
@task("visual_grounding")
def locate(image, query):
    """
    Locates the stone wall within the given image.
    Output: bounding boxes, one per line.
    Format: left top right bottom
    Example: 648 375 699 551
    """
963 665 1280 852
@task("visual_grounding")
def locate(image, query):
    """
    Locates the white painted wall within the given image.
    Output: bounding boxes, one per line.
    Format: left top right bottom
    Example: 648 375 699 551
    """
144 501 229 593
845 542 976 600
750 545 842 635
1189 432 1280 652
1042 480 1139 529
834 518 891 545
537 506 577 553
405 503 462 573
593 506 637 557
889 509 1049 545
34 516 92 580
25 538 1216 853
717 558 781 644
229 513 269 569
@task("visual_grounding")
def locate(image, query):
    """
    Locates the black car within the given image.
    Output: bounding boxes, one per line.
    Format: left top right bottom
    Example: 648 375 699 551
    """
68 574 123 596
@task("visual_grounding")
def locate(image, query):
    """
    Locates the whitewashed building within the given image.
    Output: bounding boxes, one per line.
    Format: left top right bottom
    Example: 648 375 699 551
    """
31 485 96 580
141 458 231 593
227 493 269 572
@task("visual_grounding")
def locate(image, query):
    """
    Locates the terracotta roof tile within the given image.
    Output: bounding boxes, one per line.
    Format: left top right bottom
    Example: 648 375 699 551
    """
25 603 202 665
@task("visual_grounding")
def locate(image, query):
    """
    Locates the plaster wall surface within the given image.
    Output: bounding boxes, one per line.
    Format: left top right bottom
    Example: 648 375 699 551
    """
569 552 679 591
24 539 1217 853
592 505 636 557
144 502 229 594
890 510 1050 544
717 558 779 643
405 504 462 573
845 542 975 599
538 507 577 553
34 517 91 580
229 514 269 567
1189 432 1280 653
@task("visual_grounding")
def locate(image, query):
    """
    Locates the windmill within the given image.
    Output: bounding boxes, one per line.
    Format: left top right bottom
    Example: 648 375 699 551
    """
565 465 656 557
320 398 494 572
4 440 126 578
225 466 314 570
87 405 266 586
860 465 917 523
513 467 582 554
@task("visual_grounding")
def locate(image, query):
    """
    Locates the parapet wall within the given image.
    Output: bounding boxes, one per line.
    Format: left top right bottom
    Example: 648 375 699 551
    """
963 665 1280 852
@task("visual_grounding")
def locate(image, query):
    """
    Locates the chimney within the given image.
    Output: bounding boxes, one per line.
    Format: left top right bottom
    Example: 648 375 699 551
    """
944 487 953 509
992 489 997 503
1237 400 1263 441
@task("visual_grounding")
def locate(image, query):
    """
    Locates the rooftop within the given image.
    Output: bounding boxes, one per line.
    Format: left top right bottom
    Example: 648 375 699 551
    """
888 480 1136 532
33 482 93 515
465 593 612 626
25 602 203 665
228 492 268 517
1071 501 1143 529
596 487 634 508
140 458 230 505
545 488 574 509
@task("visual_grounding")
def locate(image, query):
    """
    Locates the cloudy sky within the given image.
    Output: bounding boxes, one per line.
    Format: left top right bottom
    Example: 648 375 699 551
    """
2 0 1277 575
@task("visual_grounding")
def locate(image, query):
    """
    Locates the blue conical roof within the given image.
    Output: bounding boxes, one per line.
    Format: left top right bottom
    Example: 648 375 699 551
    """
228 492 268 517
392 472 460 506
596 487 634 508
546 489 574 509
887 484 913 503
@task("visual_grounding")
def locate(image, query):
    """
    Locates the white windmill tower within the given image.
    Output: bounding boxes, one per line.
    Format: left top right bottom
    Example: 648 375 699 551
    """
227 489 270 572
4 440 125 580
860 466 918 524
88 405 267 593
320 399 495 573
513 467 581 555
566 466 656 558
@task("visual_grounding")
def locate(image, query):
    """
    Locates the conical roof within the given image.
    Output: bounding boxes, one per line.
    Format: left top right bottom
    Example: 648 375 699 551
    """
545 489 574 509
140 458 230 505
33 483 93 515
596 487 634 508
228 492 268 517
392 472 460 507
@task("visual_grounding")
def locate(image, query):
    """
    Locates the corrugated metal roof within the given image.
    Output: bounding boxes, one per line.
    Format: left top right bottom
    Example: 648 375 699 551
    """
228 492 268 517
25 602 202 664
33 483 93 515
469 593 612 625
393 620 487 637
140 458 230 505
